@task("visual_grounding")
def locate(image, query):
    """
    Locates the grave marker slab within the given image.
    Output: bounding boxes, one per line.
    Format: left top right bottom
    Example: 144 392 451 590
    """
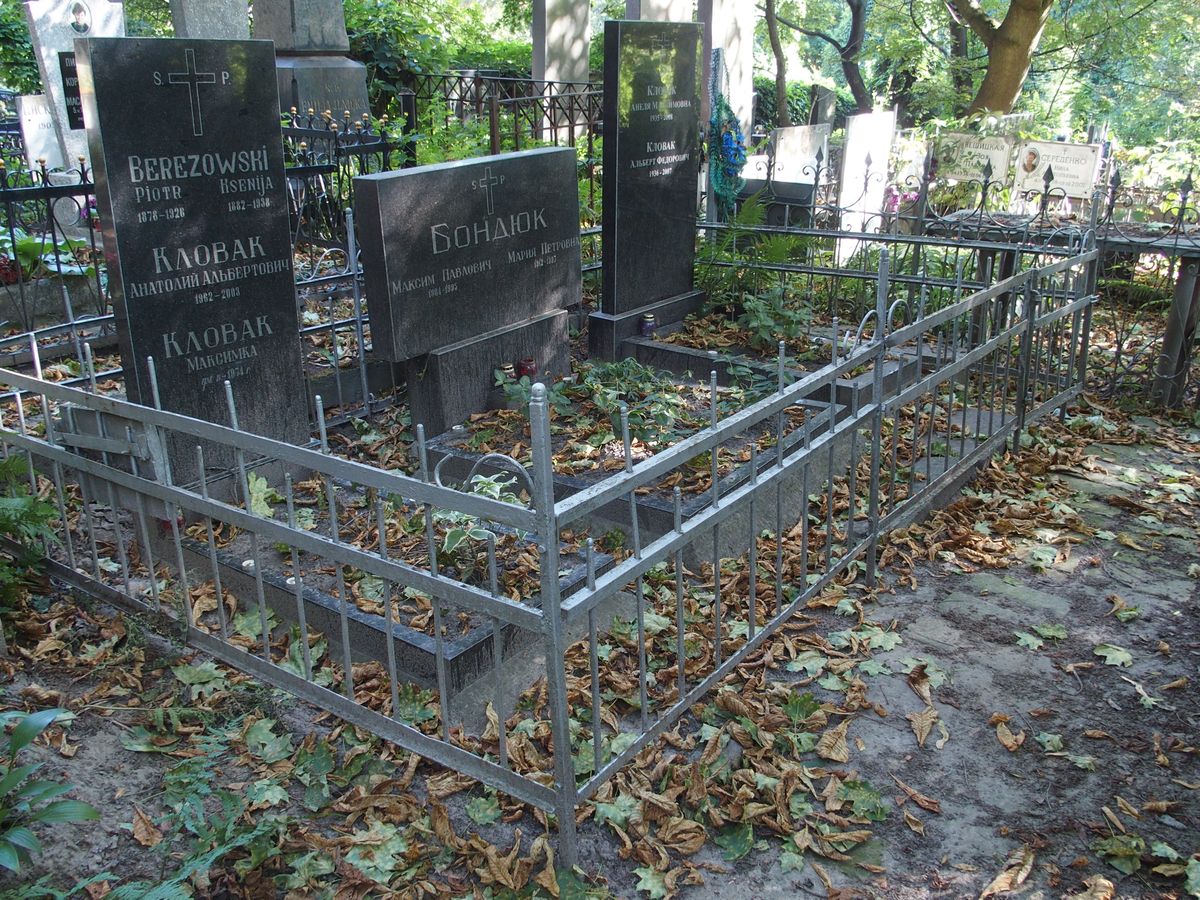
76 37 308 474
253 0 368 121
354 147 582 362
837 108 896 263
169 0 248 39
770 123 830 186
24 0 124 167
599 20 702 317
935 133 1013 183
16 94 65 171
1012 140 1101 199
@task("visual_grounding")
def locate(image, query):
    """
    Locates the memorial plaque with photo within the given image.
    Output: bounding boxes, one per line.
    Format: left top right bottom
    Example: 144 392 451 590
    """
1012 140 1101 198
24 0 124 165
76 38 308 462
354 147 582 362
936 133 1013 183
600 20 702 315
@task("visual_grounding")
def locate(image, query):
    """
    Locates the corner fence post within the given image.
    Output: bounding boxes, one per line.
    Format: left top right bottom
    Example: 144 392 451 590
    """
866 249 888 587
528 383 578 867
1013 280 1039 454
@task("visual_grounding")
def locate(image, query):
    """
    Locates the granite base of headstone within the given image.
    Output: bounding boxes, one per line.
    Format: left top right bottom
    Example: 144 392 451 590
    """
588 290 705 360
77 37 309 482
590 20 704 360
406 310 569 437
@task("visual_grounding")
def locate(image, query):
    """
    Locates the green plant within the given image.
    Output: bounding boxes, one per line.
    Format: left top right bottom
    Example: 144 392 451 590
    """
0 230 95 283
0 708 99 873
738 284 812 351
0 457 57 608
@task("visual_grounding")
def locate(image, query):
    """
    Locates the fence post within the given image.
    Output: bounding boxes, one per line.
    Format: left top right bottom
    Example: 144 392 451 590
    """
528 383 579 866
489 96 501 156
866 249 888 587
1013 281 1039 454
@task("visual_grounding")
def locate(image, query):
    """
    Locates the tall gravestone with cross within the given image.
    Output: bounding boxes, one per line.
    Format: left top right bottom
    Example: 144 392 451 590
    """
589 20 704 359
253 0 369 123
23 0 124 169
75 37 308 479
355 148 582 436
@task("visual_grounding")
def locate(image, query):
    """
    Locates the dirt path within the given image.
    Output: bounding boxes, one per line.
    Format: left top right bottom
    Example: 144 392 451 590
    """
0 414 1196 899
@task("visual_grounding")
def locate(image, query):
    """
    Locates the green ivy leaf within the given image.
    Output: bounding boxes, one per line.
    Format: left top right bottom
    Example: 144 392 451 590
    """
1093 834 1145 874
1035 732 1064 752
1114 606 1141 623
837 780 888 822
1033 623 1068 641
714 822 755 861
785 650 826 676
466 792 501 826
857 659 892 677
780 848 805 872
594 793 638 830
642 610 671 636
245 779 288 808
1093 643 1133 667
1068 754 1097 771
171 661 229 697
242 718 294 765
1150 841 1180 862
634 866 669 899
246 472 282 518
1185 857 1199 896
395 683 437 725
784 691 821 725
1014 631 1044 651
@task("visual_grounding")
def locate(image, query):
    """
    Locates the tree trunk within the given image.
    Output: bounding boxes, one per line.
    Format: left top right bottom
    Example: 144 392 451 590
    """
948 18 972 117
955 0 1054 114
764 0 792 126
843 0 872 112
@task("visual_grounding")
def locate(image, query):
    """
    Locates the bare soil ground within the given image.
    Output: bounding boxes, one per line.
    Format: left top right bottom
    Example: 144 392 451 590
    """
0 408 1196 899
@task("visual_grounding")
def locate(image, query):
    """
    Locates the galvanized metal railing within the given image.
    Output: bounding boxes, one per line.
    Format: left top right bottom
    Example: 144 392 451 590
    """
0 243 1097 867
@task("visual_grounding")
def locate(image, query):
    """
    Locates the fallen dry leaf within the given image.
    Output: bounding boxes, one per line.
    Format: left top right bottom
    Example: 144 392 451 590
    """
996 721 1025 752
979 845 1035 898
907 664 932 705
893 775 942 813
1064 874 1115 900
904 810 924 835
908 706 938 749
816 719 851 764
132 806 162 848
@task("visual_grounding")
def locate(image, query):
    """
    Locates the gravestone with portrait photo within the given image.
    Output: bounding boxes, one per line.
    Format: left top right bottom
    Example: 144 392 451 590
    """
1011 140 1101 199
354 147 582 436
75 37 308 479
23 0 125 168
589 19 704 359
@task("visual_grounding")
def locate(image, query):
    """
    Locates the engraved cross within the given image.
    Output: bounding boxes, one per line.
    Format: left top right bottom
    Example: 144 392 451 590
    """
168 49 216 137
477 166 501 215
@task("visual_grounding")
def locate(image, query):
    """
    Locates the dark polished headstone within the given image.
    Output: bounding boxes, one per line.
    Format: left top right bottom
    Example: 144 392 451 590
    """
599 20 702 317
354 147 582 362
76 37 308 476
406 310 570 437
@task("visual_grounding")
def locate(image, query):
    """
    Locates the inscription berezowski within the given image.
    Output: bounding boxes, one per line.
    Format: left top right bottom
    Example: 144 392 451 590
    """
430 208 548 254
127 147 270 182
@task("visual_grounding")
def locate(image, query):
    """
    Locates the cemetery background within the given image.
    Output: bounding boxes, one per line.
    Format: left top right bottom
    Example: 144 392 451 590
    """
0 1 1194 897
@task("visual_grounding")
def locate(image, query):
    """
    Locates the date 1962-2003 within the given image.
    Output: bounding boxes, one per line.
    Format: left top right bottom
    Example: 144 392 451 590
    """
193 286 242 305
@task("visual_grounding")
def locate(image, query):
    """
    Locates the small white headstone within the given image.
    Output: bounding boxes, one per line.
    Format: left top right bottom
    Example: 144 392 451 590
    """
16 94 65 171
838 109 896 262
770 123 830 185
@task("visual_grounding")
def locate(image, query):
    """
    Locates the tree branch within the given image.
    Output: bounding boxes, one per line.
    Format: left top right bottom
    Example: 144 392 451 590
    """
943 0 998 46
764 6 847 54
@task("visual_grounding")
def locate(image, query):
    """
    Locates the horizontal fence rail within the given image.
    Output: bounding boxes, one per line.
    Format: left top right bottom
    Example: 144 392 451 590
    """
0 235 1097 866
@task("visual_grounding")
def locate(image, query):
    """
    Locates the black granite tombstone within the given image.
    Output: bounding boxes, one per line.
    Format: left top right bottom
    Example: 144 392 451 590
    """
590 20 704 359
76 37 308 476
354 147 581 435
355 147 581 361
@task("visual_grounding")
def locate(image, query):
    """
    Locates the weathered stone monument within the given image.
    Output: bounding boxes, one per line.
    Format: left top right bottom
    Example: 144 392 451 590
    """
354 147 582 436
76 37 308 474
532 0 590 86
253 0 369 122
169 0 248 39
23 0 124 167
589 19 703 359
